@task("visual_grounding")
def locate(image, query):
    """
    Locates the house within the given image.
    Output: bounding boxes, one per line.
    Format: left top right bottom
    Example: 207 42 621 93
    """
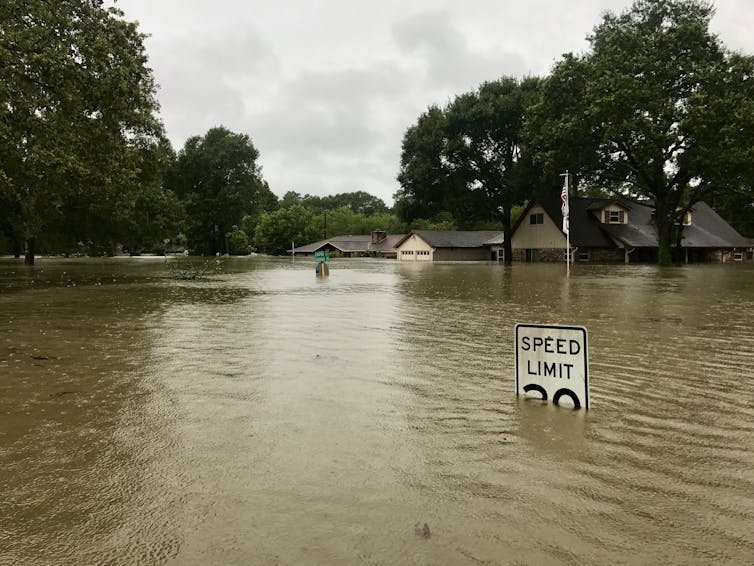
394 230 504 262
511 197 751 263
292 230 404 258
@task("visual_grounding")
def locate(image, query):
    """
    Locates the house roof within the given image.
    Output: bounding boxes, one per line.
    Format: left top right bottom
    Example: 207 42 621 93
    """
292 233 405 254
595 200 657 247
679 202 750 248
525 195 747 249
534 197 616 248
395 230 504 249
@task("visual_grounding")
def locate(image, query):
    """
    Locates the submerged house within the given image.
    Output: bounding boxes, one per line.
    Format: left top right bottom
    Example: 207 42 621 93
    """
394 230 504 261
511 197 751 263
294 229 506 261
292 230 404 258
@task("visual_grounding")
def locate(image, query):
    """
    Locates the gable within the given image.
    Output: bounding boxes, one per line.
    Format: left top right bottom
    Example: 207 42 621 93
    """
395 233 434 252
511 204 566 249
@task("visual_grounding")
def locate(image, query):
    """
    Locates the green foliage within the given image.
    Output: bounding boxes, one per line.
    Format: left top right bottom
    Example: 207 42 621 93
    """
166 126 268 255
710 188 754 237
528 0 754 264
395 77 541 262
248 189 402 250
226 225 251 255
30 136 183 257
0 0 164 264
394 106 453 224
365 212 407 235
253 204 319 255
409 212 458 231
319 191 389 215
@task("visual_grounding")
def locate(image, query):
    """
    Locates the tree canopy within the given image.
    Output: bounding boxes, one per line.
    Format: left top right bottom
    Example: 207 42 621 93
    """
0 0 164 263
253 204 319 255
395 77 542 262
166 126 274 255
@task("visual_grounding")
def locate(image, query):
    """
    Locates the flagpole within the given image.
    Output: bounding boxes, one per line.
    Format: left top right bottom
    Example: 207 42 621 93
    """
567 173 570 276
560 171 570 276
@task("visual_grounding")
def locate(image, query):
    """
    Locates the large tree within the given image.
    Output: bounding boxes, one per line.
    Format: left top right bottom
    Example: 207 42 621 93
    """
530 0 754 265
394 105 462 225
167 126 272 255
443 77 541 263
395 78 542 262
0 0 164 264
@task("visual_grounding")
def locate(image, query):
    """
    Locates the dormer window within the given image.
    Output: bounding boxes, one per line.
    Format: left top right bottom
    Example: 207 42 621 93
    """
530 213 544 225
604 210 625 224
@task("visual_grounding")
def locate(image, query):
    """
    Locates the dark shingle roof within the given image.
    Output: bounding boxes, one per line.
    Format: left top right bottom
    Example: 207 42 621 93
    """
537 196 747 249
292 233 406 254
596 200 657 247
397 230 504 248
680 202 750 248
538 197 615 248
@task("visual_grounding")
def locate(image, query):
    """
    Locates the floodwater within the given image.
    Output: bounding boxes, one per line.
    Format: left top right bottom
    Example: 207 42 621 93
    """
1 257 753 565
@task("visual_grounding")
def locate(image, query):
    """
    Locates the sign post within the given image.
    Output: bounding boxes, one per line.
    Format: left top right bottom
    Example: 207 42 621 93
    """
515 324 589 409
314 250 330 277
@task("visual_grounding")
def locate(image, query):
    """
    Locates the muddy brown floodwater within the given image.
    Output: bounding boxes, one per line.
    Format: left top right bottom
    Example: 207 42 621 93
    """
1 257 753 565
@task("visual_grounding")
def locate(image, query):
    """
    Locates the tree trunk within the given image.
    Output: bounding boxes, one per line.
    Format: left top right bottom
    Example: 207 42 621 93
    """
657 223 673 267
12 238 22 259
24 237 36 265
502 206 513 265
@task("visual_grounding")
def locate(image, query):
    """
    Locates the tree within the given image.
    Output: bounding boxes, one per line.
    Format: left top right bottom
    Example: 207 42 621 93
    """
394 106 458 224
254 204 319 255
279 190 304 209
48 135 182 256
530 0 754 265
395 78 542 262
0 0 164 264
167 126 268 255
444 77 542 263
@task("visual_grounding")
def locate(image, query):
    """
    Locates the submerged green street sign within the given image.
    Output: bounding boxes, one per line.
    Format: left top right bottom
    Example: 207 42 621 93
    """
314 250 330 262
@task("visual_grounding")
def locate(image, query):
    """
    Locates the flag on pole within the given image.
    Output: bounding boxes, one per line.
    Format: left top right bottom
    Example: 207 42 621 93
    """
560 178 569 235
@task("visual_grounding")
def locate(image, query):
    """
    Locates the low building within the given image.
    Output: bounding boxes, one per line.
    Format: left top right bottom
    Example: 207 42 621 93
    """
394 230 504 262
292 230 404 258
511 197 751 263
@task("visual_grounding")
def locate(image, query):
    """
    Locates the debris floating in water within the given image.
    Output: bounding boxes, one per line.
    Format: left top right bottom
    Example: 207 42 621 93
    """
414 522 431 539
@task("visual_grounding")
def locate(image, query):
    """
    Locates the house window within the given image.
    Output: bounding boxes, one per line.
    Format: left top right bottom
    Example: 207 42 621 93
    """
564 249 573 262
683 211 692 226
734 251 743 261
417 250 430 256
578 250 590 261
401 250 413 256
604 210 625 223
529 213 544 225
525 249 538 262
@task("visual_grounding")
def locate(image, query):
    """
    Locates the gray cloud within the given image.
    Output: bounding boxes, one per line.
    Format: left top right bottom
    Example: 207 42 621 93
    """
115 0 754 205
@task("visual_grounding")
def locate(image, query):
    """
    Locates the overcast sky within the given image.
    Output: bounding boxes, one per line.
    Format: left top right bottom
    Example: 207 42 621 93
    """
113 1 754 205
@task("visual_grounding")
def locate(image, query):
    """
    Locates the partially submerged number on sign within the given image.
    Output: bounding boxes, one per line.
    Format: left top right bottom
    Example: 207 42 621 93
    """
515 324 589 410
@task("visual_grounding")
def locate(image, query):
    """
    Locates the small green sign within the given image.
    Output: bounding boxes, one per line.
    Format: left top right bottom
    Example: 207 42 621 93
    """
314 250 330 262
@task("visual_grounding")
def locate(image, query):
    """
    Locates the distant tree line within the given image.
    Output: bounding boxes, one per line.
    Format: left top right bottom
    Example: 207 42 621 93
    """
2 0 752 265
